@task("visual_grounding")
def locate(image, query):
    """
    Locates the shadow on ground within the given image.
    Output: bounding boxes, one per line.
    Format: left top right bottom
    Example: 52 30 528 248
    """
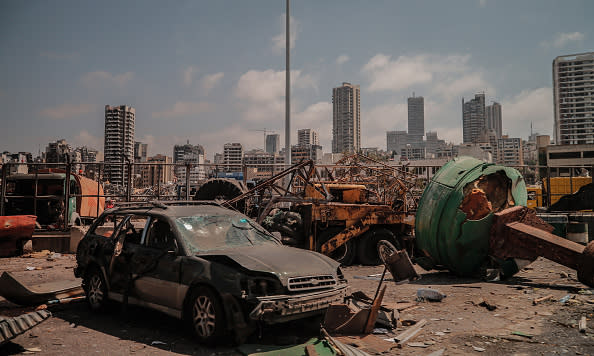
11 301 324 355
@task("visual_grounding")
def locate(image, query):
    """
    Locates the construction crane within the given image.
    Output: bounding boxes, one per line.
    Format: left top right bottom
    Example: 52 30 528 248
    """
249 128 277 151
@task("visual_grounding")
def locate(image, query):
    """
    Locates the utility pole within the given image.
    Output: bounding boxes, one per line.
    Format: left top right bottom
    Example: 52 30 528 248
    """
285 0 291 166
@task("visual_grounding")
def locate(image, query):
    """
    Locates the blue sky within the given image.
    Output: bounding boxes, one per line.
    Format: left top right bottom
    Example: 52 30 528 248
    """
1 0 592 159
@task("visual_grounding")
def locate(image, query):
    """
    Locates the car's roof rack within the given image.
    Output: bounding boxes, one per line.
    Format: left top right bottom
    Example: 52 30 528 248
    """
113 200 223 211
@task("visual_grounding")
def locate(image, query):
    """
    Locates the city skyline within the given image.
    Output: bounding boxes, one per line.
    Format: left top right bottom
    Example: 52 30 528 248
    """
1 1 593 159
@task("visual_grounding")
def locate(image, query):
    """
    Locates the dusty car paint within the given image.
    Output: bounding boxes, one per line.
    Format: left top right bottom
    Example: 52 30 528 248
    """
75 203 348 335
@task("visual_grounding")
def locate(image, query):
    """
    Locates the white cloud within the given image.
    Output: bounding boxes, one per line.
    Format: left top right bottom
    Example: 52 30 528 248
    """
183 66 197 87
152 101 212 118
432 72 493 99
271 14 300 54
478 0 487 8
200 72 224 94
40 103 94 119
294 102 333 148
81 71 133 88
501 87 553 137
71 130 103 150
336 55 350 65
362 54 473 92
235 69 317 122
541 32 585 48
362 101 408 148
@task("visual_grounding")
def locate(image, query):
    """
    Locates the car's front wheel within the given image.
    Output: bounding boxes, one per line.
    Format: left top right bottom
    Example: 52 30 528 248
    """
186 287 226 345
84 267 108 311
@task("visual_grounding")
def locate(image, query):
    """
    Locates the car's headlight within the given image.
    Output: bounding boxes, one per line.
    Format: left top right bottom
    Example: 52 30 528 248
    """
245 277 284 297
337 267 347 282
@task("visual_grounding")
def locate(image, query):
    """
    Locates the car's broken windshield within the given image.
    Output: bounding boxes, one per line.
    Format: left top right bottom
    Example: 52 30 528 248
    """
175 215 278 253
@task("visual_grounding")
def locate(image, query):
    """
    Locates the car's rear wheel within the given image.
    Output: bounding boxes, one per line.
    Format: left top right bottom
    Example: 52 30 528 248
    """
187 287 226 345
84 268 108 311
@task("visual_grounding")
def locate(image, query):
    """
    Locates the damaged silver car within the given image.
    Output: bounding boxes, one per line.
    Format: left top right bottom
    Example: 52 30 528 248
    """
74 201 348 344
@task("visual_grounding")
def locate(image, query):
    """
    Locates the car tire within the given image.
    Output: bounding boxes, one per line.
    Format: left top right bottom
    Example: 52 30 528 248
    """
84 267 108 311
186 286 226 345
357 228 398 265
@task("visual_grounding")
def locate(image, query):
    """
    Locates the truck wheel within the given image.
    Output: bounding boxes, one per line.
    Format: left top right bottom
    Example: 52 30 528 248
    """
185 286 226 345
357 229 397 265
318 228 355 266
83 267 108 311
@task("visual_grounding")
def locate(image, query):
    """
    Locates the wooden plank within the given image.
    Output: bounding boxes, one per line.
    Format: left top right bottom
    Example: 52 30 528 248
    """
395 319 427 348
533 294 554 305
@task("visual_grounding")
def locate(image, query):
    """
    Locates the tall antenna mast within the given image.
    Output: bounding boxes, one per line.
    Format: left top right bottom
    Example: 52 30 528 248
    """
285 0 291 165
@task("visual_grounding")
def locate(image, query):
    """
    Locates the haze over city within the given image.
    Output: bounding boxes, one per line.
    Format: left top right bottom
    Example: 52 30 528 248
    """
1 0 593 159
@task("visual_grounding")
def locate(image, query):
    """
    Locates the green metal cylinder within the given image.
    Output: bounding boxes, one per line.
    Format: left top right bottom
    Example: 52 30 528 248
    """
415 156 527 276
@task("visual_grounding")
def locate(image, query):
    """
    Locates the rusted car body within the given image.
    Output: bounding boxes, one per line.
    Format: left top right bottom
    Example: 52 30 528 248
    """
74 202 348 344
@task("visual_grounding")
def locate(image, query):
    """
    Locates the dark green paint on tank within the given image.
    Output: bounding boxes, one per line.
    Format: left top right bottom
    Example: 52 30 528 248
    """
415 156 527 276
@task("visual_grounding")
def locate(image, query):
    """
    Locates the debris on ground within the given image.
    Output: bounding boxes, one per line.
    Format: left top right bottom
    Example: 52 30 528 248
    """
395 318 427 348
471 296 497 311
0 271 82 306
559 294 574 304
511 331 534 339
417 288 446 302
0 310 52 345
533 294 554 305
579 316 587 333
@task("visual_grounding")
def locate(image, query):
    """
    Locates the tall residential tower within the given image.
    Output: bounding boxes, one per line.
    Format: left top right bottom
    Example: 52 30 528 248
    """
104 105 135 186
332 82 361 153
486 102 502 138
407 94 424 144
462 93 485 143
553 52 594 144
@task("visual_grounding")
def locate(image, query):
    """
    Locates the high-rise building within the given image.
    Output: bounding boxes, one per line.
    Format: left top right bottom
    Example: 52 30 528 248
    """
134 142 148 163
332 82 361 153
386 131 408 155
104 105 135 186
45 139 72 163
265 134 280 154
173 141 205 182
485 102 502 138
496 136 523 166
140 154 173 187
425 131 446 156
298 129 320 147
462 93 486 143
223 143 243 172
553 52 594 145
407 94 424 143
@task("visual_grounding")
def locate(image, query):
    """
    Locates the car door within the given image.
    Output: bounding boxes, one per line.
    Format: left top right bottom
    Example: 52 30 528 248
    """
108 214 151 296
131 218 185 311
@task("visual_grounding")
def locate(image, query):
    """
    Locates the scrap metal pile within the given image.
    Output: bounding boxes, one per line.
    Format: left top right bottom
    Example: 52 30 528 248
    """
200 155 419 265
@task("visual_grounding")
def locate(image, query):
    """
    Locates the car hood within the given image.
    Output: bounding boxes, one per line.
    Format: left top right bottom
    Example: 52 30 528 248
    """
199 245 340 284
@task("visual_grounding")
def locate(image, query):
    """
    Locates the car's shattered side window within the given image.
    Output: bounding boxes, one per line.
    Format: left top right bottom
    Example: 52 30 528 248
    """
89 214 127 238
175 215 278 253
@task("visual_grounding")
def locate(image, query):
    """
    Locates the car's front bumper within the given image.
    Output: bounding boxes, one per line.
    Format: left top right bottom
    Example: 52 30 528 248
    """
248 284 349 323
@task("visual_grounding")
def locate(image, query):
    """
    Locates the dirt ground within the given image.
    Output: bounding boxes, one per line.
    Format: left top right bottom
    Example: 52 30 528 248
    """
1 254 592 356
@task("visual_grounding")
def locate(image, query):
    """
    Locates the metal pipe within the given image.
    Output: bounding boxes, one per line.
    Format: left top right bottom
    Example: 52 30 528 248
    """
33 169 38 218
0 164 7 215
64 161 71 227
96 163 101 217
185 163 191 201
285 0 291 166
126 162 132 202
